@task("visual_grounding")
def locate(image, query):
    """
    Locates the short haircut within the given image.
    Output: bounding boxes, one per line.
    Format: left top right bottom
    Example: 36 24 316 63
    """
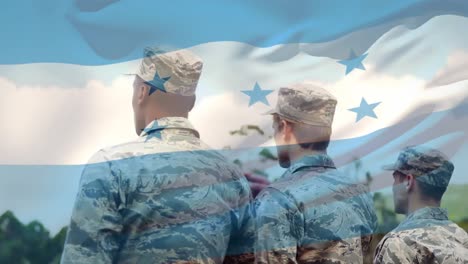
273 114 331 151
394 170 447 201
416 180 447 201
150 84 196 114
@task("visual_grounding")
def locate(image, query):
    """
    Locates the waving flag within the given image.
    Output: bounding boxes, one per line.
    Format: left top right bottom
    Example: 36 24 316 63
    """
1 0 468 64
1 0 468 243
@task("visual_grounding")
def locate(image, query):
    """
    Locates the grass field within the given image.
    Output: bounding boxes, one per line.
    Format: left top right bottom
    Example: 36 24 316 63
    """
442 184 468 221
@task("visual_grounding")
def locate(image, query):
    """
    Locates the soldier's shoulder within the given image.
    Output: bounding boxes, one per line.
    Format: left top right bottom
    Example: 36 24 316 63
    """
95 137 181 162
374 234 412 263
271 168 350 200
295 167 353 187
376 231 413 258
266 179 301 200
382 225 448 249
255 184 300 212
383 228 412 240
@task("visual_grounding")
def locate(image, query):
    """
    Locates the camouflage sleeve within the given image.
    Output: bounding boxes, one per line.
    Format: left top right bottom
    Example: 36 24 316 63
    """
61 150 123 264
254 188 304 264
373 236 415 264
224 173 256 264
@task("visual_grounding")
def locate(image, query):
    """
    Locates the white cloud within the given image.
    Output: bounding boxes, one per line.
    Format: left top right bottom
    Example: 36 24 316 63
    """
426 50 468 88
0 60 140 89
0 76 136 165
191 92 273 150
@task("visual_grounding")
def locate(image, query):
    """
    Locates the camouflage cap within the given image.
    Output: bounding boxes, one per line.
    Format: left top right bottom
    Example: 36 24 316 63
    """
134 47 203 96
382 146 455 187
265 81 337 127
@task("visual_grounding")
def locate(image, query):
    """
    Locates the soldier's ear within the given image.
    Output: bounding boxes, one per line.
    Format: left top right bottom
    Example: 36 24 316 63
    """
281 120 293 140
276 118 284 131
405 174 416 192
137 83 150 105
133 76 149 105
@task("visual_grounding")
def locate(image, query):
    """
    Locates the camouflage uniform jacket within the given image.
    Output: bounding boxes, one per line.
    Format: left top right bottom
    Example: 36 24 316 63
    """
374 207 468 264
61 117 254 264
254 154 377 264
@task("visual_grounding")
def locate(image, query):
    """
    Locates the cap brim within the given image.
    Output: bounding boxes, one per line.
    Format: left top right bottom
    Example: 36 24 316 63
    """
262 108 278 116
123 73 146 81
382 164 398 171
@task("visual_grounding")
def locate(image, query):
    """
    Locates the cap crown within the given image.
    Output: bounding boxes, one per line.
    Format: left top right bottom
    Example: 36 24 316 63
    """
137 47 203 96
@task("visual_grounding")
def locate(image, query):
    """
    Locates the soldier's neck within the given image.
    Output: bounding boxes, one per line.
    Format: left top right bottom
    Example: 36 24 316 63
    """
289 148 327 164
144 111 188 126
406 198 441 216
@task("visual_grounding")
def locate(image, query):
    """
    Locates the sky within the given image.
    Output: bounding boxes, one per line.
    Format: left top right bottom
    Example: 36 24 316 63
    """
1 15 468 234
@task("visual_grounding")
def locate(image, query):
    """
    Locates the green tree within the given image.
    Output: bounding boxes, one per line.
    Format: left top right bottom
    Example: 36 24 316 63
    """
458 218 468 232
0 211 67 264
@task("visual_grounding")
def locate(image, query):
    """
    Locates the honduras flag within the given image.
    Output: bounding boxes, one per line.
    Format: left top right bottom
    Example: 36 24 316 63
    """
1 0 468 238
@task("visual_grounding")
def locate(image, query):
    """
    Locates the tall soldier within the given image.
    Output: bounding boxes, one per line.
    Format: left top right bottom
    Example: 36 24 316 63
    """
61 48 254 264
374 146 468 263
254 82 377 263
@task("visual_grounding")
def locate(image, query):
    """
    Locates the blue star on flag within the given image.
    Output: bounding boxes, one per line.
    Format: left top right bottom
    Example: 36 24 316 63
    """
338 50 368 75
143 120 167 141
242 82 274 106
349 98 381 122
146 71 171 95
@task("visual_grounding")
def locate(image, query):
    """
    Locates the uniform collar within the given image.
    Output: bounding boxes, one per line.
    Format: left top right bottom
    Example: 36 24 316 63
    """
393 207 449 231
287 153 336 174
139 117 199 138
404 207 448 222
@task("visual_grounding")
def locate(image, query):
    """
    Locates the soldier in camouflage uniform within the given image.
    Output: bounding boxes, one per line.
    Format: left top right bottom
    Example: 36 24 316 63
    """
61 48 254 264
374 146 468 263
254 82 378 263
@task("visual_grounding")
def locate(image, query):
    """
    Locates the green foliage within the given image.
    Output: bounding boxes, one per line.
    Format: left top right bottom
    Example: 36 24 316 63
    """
258 148 278 161
0 211 67 264
372 192 401 234
233 159 243 167
458 218 468 232
230 125 265 136
442 184 468 222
